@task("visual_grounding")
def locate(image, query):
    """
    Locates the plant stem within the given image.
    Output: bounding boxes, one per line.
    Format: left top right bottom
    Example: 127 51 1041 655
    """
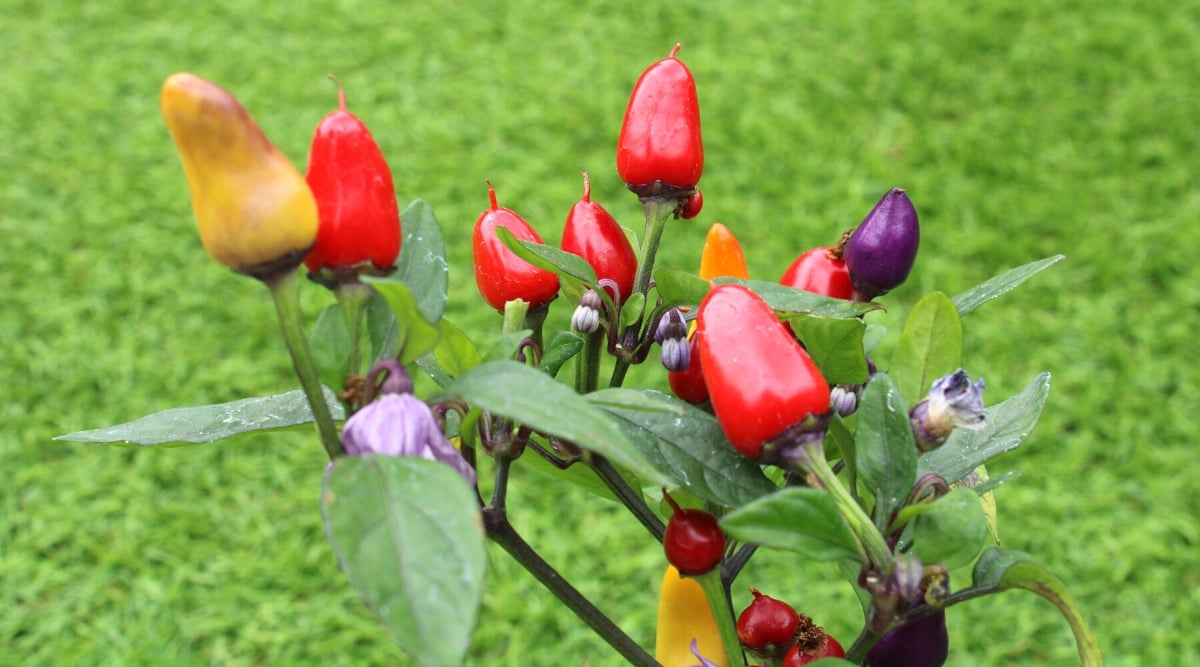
845 628 883 664
590 455 665 542
265 269 342 461
333 280 374 379
483 509 658 667
610 197 678 387
695 569 745 667
801 442 893 574
575 329 604 394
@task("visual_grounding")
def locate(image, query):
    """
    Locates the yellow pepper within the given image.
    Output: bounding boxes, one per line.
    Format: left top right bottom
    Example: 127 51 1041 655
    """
656 565 730 667
698 223 749 281
160 73 318 274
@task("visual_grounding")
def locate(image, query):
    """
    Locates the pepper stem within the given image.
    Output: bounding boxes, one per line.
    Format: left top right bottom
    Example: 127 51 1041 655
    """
264 269 342 461
694 569 746 667
610 196 679 387
334 280 374 380
795 440 893 574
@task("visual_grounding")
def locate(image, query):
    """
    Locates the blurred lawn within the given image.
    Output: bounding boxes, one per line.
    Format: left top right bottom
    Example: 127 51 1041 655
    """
2 0 1198 665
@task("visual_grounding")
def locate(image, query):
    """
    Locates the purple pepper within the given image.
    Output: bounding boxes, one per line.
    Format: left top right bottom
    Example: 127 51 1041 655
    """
844 188 920 300
866 607 949 667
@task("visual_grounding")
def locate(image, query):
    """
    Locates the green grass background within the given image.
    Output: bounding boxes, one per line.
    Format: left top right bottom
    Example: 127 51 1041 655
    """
3 0 1198 665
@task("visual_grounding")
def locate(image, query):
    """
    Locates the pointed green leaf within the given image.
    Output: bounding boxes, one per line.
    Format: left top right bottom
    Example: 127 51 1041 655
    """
619 292 647 329
722 487 863 562
384 199 449 323
715 278 879 318
55 388 345 446
825 414 858 494
855 373 917 534
909 487 990 570
652 269 710 306
433 319 483 379
791 315 869 384
368 281 441 363
495 226 597 285
309 303 354 392
889 292 962 406
541 330 584 378
481 330 533 364
586 389 776 508
366 291 401 363
438 361 670 486
322 455 486 667
971 547 1102 666
918 373 1051 484
953 255 1065 315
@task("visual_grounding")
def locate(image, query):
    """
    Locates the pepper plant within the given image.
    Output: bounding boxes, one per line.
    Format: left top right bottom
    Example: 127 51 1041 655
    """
61 45 1100 667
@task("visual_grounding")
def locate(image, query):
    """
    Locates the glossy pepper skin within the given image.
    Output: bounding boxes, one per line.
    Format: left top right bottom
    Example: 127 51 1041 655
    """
736 589 801 652
472 183 560 312
696 284 830 459
779 246 852 300
303 84 401 274
655 566 731 667
866 609 948 667
783 631 845 665
843 188 920 300
616 44 704 191
160 73 318 273
662 491 725 575
699 223 750 280
561 172 637 304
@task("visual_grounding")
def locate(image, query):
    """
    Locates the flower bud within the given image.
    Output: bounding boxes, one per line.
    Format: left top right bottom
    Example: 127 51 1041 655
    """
843 188 919 300
910 369 986 452
342 364 475 485
658 308 691 372
829 384 860 417
160 73 317 275
571 289 603 334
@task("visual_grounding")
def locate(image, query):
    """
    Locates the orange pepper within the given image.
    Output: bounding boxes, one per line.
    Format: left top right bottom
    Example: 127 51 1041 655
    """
160 73 318 273
698 223 749 281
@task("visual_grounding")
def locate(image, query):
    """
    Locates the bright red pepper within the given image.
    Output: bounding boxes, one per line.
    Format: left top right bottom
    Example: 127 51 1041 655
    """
304 83 401 274
779 246 852 300
561 171 637 305
736 589 801 652
662 490 725 575
783 630 845 665
679 188 704 219
696 284 830 459
616 44 704 190
472 183 560 312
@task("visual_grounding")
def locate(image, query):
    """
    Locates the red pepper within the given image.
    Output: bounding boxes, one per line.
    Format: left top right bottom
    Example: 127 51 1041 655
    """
472 182 560 312
679 188 704 219
561 171 638 305
303 83 401 274
616 44 704 190
779 246 852 299
667 334 708 404
696 284 830 459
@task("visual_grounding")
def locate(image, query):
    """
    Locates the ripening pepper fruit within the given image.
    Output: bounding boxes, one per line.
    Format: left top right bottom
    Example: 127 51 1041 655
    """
472 182 560 312
696 284 830 459
679 188 704 219
617 44 704 192
779 246 853 300
160 73 318 274
783 627 846 665
843 188 920 300
736 589 801 653
655 566 731 667
866 609 949 667
662 491 725 575
561 171 637 305
699 223 750 280
303 82 401 276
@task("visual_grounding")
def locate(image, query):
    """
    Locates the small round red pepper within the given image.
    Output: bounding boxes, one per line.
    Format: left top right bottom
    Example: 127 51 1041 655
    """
472 182 560 312
303 82 401 275
561 171 638 305
616 44 704 191
696 284 830 459
779 246 852 300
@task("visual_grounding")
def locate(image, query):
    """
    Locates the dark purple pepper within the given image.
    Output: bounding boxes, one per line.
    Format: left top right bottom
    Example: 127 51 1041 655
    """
866 608 948 667
843 188 919 300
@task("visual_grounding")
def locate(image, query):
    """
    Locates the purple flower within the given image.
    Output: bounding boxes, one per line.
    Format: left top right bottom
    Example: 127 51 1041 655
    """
342 393 476 485
658 308 691 372
910 369 986 452
844 188 920 300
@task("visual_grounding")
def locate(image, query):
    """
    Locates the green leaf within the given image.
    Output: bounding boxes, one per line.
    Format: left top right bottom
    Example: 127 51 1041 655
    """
368 281 441 363
716 278 880 318
385 199 449 323
825 414 857 494
970 547 1102 666
481 330 533 363
366 291 401 363
541 330 584 378
952 255 1065 315
619 292 646 329
309 303 354 392
438 361 670 486
909 487 990 570
653 269 709 306
722 487 862 562
855 373 917 534
433 319 483 379
55 388 345 446
889 292 962 406
322 455 486 667
918 373 1051 484
792 316 869 384
495 226 597 285
586 389 777 508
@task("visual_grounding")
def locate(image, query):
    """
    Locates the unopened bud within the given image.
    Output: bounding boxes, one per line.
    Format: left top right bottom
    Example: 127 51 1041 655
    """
572 289 603 333
910 369 986 452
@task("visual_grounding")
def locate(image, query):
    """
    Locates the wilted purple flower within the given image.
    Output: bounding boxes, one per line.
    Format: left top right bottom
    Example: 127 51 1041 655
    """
687 638 721 667
571 288 602 333
342 392 476 485
844 188 920 301
910 369 986 452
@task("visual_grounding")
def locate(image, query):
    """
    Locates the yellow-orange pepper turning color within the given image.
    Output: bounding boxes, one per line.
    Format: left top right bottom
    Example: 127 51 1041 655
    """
698 223 749 281
655 565 730 667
